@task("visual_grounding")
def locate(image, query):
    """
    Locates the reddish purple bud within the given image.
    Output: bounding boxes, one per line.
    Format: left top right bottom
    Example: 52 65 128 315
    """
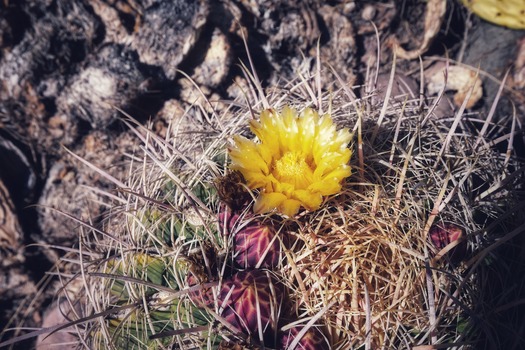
218 209 241 236
280 325 329 350
429 223 467 263
234 224 283 269
219 270 285 344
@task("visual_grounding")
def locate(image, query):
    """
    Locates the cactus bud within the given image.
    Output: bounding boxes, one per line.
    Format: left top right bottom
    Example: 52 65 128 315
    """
429 223 467 263
218 208 241 236
234 223 282 269
219 270 285 345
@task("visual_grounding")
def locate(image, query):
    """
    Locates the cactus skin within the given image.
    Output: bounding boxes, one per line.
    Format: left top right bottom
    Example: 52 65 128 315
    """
219 209 285 269
218 209 241 236
187 273 215 308
234 224 282 269
102 252 218 349
280 325 329 350
219 270 285 346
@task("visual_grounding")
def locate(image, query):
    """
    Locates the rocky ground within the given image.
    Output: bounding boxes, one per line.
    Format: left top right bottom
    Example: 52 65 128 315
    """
0 0 524 349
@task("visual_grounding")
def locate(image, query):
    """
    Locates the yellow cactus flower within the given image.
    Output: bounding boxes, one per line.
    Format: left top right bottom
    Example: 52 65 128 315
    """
461 0 525 29
229 106 352 217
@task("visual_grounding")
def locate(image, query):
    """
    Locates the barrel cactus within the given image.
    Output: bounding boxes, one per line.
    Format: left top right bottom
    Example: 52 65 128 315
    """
36 45 523 350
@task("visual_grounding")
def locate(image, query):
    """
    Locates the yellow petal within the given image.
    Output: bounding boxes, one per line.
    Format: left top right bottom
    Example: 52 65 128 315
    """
294 190 323 210
308 179 343 196
258 144 273 165
324 165 352 181
234 170 268 188
314 151 351 178
299 108 318 156
282 106 299 129
230 136 269 174
279 198 302 217
250 119 278 158
253 192 287 214
310 166 351 195
273 180 295 196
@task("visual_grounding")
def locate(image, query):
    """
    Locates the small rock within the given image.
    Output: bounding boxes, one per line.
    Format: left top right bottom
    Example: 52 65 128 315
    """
54 44 146 128
132 0 209 79
192 28 232 88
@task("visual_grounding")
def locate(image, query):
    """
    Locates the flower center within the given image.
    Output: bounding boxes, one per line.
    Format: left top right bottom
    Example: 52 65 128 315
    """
273 151 313 188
